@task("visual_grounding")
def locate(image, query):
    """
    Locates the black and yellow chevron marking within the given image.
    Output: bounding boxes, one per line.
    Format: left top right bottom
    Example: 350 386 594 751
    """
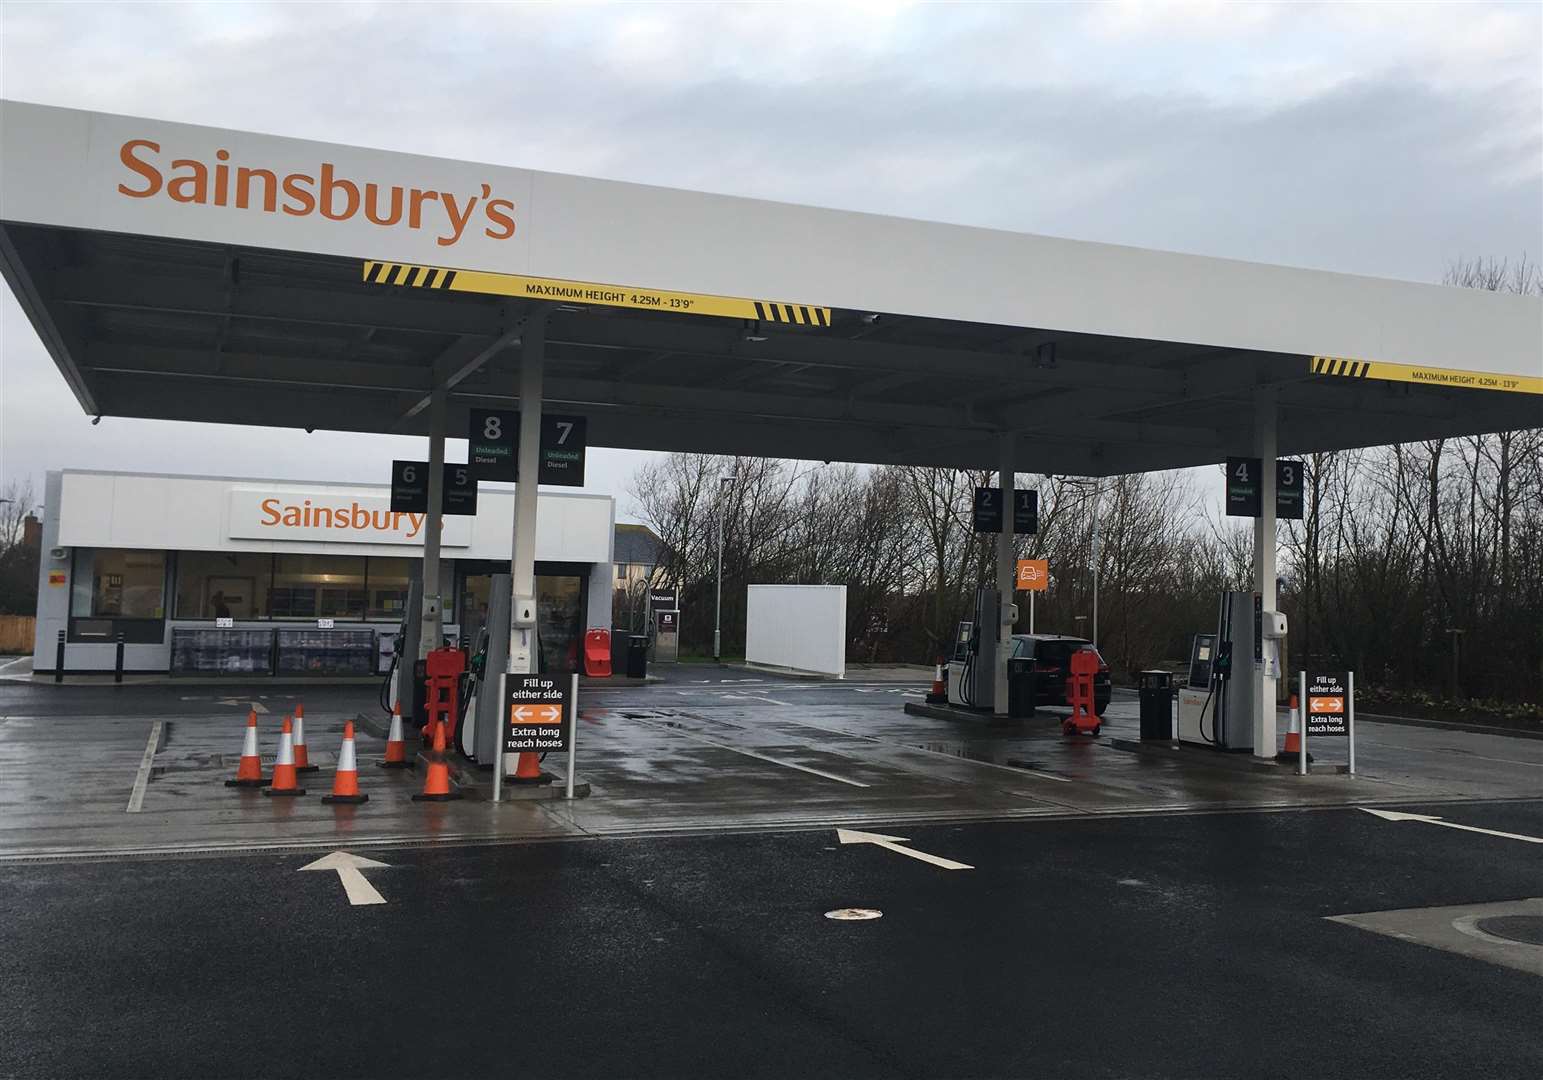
364 261 458 289
1310 354 1540 395
362 260 832 327
1312 355 1372 378
752 301 829 327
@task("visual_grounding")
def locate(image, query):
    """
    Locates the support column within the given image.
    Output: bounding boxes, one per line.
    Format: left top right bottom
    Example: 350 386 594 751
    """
1253 389 1279 758
508 311 547 676
418 380 447 659
994 432 1015 716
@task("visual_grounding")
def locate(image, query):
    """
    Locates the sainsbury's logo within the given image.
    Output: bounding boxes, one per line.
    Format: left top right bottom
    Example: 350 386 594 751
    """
116 139 516 247
226 489 470 548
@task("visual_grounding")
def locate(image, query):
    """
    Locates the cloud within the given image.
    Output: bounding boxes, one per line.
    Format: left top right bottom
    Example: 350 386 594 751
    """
1 0 1538 502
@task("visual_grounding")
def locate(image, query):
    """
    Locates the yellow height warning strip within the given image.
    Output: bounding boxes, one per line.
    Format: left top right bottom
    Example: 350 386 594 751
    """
362 260 831 326
1312 355 1541 395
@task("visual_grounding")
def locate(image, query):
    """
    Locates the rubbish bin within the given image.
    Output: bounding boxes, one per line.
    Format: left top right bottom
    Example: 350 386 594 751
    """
1138 670 1174 740
626 635 649 679
1007 657 1038 719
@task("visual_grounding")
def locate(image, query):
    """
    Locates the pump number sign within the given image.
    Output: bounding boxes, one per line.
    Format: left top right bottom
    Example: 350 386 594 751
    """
1225 457 1263 517
972 488 1039 533
467 409 587 486
1306 671 1349 736
505 675 571 754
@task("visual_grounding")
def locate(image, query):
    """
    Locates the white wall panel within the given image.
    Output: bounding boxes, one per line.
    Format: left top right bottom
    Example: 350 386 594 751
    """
745 585 846 678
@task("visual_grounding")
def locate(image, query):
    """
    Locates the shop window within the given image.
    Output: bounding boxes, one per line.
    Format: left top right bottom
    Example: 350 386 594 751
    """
175 551 273 619
366 557 412 620
70 549 166 618
270 554 366 619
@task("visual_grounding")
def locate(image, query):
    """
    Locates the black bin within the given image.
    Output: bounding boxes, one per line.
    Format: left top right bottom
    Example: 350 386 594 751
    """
626 635 649 679
1138 670 1174 740
1007 657 1038 719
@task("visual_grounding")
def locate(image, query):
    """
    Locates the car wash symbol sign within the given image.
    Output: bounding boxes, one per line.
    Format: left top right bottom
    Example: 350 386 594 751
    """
1306 672 1349 736
505 675 571 754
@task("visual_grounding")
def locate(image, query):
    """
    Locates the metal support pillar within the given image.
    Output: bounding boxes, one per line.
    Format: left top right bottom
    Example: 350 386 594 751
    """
994 432 1015 717
1253 389 1279 758
508 310 547 677
418 380 447 659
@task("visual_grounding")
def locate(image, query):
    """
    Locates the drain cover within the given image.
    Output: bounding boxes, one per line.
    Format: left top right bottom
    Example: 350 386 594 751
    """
825 908 882 921
1474 915 1543 946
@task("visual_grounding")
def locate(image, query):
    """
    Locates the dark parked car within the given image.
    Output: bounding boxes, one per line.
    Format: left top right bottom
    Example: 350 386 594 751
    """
1010 634 1112 714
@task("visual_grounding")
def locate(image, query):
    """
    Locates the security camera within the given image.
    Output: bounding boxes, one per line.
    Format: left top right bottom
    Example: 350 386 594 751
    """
305 427 315 434
91 415 102 426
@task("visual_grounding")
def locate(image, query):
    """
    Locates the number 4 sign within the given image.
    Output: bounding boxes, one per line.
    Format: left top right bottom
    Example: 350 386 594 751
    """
1226 457 1307 519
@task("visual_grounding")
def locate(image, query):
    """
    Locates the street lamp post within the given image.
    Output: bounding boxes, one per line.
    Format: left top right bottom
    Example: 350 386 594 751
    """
714 475 736 662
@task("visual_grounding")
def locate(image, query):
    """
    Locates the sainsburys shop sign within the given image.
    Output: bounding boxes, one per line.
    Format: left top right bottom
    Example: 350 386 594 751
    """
227 489 470 546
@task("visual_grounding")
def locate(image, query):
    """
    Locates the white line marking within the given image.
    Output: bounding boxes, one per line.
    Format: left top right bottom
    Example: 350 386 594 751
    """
0 656 32 674
1359 807 1543 844
627 716 870 787
251 701 269 715
1359 741 1543 768
765 714 1073 783
125 720 163 813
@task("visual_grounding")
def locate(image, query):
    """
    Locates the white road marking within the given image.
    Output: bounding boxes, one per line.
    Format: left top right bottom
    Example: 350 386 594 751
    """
627 716 870 787
125 720 163 814
250 701 269 715
763 714 1073 783
1359 741 1542 768
837 827 973 870
1359 807 1543 844
299 851 390 905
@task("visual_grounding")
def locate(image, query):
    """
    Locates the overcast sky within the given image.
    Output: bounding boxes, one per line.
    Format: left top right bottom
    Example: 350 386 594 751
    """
2 1 1539 520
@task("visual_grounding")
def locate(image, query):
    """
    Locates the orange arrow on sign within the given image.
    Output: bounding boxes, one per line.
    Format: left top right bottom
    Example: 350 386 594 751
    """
1309 696 1343 713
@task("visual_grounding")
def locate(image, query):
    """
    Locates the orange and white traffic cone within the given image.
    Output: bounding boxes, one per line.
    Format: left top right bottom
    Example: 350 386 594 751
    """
1277 694 1313 763
264 715 308 797
322 720 369 804
379 702 411 769
224 709 270 788
509 747 553 785
292 703 318 773
926 659 947 704
412 720 463 802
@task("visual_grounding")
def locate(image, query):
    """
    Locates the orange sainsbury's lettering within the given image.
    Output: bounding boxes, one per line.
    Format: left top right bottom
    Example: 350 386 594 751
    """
117 139 516 246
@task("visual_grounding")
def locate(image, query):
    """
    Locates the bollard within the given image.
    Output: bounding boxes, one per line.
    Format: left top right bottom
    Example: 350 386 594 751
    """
114 634 125 684
55 629 65 684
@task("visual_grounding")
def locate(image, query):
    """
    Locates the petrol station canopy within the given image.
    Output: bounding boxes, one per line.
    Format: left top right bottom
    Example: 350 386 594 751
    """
2 99 1538 477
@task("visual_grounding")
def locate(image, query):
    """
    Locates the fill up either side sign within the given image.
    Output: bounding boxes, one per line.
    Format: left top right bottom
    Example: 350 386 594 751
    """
505 675 572 754
1306 672 1350 736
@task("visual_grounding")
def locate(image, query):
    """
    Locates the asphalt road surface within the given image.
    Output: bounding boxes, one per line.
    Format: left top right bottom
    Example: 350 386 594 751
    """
4 799 1540 1079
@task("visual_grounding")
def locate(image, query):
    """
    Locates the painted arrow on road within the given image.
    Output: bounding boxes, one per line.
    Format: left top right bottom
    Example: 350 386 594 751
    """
299 851 391 905
1359 808 1543 845
837 828 974 870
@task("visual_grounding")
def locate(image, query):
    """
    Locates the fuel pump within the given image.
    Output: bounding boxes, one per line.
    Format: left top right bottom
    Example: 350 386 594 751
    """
456 625 490 759
1176 591 1286 752
946 587 1002 709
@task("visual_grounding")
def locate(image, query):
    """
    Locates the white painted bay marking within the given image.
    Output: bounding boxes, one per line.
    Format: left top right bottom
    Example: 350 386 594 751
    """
299 850 390 905
1359 807 1543 844
837 827 973 870
627 716 870 787
766 715 1073 783
1358 741 1542 768
825 908 883 921
250 701 269 715
125 720 163 814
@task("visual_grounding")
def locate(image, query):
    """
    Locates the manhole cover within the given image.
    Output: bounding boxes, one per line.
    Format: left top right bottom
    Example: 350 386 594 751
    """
824 908 882 921
1474 915 1543 946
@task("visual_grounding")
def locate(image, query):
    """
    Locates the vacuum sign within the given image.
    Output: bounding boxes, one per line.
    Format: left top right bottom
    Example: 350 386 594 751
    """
226 490 470 546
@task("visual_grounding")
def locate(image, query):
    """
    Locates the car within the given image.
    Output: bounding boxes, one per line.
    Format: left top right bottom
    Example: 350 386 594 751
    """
1009 634 1112 715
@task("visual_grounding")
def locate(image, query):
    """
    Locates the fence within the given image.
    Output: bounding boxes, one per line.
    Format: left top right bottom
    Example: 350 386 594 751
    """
0 615 35 655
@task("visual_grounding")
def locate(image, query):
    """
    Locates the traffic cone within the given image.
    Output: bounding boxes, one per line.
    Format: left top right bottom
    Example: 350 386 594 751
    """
413 720 463 802
263 715 307 797
322 721 369 804
292 703 318 773
925 659 947 704
1277 694 1313 763
379 702 411 769
224 709 270 788
509 748 553 785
